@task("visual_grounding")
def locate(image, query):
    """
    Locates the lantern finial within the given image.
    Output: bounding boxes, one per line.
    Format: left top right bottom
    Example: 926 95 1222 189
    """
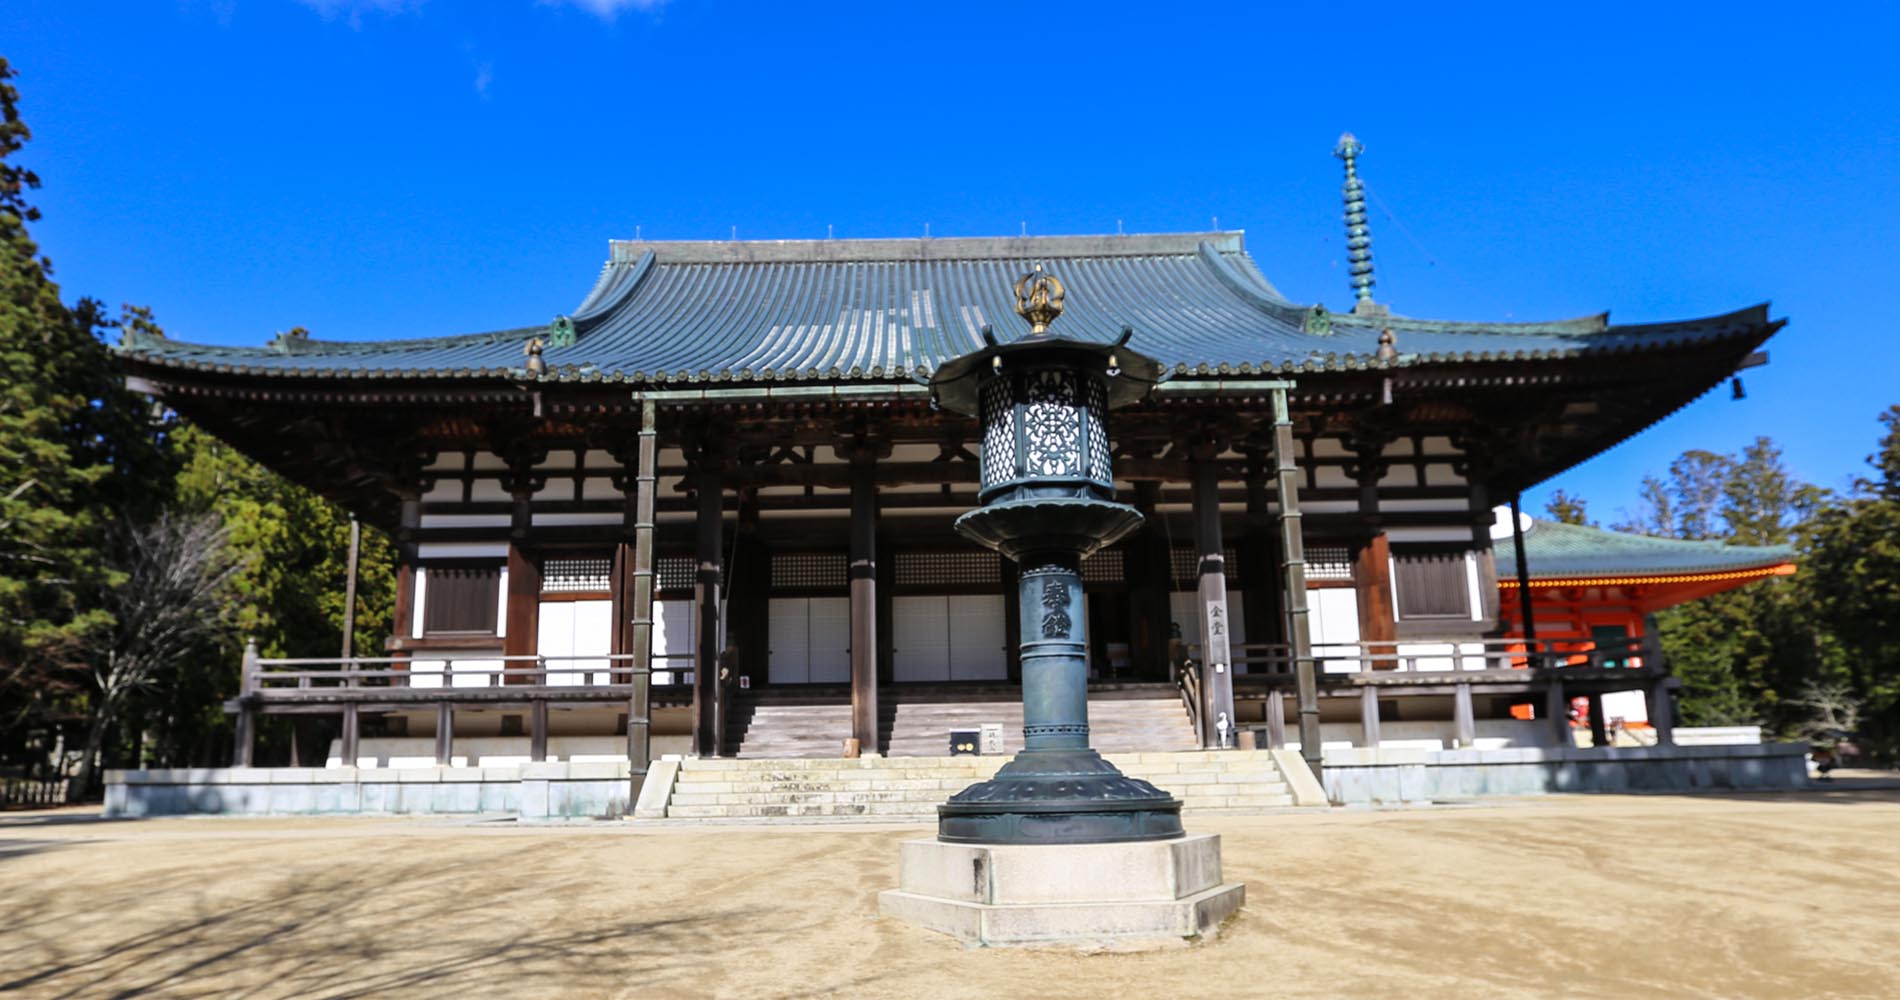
1013 264 1065 334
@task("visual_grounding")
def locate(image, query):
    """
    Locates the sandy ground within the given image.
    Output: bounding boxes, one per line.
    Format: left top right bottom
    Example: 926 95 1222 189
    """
3 791 1898 1000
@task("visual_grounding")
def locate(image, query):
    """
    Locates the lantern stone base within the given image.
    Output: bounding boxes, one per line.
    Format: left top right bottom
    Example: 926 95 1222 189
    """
877 834 1244 949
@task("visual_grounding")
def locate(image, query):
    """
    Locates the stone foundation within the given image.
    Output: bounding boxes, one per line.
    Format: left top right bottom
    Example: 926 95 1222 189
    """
1321 742 1811 805
878 834 1243 948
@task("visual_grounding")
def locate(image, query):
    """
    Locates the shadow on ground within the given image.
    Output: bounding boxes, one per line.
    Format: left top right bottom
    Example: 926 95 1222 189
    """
0 847 739 999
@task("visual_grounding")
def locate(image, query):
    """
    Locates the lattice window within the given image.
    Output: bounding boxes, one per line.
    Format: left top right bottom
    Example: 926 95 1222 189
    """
542 556 612 594
657 556 697 592
894 550 1001 587
1305 545 1354 582
771 551 847 590
1081 549 1123 584
1170 546 1241 584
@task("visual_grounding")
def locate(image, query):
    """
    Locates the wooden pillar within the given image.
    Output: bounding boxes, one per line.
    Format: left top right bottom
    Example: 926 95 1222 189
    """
434 703 453 765
504 543 541 678
234 639 258 767
1546 679 1571 748
1453 682 1477 748
691 461 724 758
1467 480 1501 625
1272 387 1321 775
728 494 769 688
1240 451 1284 660
849 458 880 753
341 517 361 660
1190 453 1236 747
1586 691 1609 748
1265 691 1287 749
530 701 549 763
392 495 422 674
339 703 359 767
1510 494 1537 642
625 400 658 784
1130 481 1175 679
1352 445 1397 656
1359 686 1382 748
1650 679 1675 746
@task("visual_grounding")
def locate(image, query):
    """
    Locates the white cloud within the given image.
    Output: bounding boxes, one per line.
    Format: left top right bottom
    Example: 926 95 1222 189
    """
472 60 494 98
541 0 669 20
295 0 426 28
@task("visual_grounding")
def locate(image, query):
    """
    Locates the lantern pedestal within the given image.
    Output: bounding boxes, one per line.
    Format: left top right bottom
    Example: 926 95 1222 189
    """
877 834 1244 949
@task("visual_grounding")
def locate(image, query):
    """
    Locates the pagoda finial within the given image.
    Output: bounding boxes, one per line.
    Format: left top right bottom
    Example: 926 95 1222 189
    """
1013 263 1065 335
1334 132 1376 309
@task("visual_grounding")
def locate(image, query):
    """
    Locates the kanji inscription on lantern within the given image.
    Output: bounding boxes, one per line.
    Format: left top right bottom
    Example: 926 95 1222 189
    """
1040 577 1072 639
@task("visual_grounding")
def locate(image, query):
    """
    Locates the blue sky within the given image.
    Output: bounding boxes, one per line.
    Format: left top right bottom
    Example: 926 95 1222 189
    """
6 1 1896 524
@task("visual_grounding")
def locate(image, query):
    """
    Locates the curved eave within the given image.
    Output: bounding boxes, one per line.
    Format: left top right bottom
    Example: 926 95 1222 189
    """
113 308 1780 386
1500 563 1797 589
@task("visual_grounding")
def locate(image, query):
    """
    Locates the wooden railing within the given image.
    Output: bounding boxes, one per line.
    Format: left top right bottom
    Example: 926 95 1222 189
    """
1 775 69 809
1169 639 1205 746
246 653 691 694
1182 634 1663 678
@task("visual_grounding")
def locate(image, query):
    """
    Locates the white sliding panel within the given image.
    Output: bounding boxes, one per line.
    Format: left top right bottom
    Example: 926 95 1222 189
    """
947 595 1007 681
1311 588 1363 673
807 597 852 684
893 595 951 682
767 597 811 684
653 599 696 684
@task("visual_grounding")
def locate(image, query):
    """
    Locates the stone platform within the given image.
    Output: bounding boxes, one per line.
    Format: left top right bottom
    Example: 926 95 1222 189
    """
878 834 1243 948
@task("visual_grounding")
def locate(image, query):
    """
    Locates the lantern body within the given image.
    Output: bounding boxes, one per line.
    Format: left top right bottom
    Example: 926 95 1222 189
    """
932 337 1183 846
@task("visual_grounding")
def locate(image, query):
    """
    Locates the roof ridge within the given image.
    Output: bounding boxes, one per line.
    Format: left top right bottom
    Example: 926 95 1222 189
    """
608 231 1245 264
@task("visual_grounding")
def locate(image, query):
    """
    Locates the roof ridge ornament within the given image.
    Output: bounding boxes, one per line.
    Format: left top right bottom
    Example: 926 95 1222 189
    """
1334 132 1386 316
1012 263 1065 335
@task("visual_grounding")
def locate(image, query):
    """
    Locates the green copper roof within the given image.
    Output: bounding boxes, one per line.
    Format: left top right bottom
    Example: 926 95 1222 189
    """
115 231 1778 384
1501 517 1795 580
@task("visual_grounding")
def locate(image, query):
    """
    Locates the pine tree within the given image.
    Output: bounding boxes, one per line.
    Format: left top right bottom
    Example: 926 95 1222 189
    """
1543 489 1593 526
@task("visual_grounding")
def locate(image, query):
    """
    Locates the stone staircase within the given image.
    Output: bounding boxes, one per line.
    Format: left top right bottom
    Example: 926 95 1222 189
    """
656 749 1305 821
723 683 1198 759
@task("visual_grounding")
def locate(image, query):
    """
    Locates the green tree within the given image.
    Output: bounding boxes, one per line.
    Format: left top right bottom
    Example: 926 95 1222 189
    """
1800 406 1900 759
0 59 170 762
1542 489 1594 526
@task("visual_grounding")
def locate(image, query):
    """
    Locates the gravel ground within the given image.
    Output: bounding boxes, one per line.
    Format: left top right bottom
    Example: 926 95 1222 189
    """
3 789 1897 999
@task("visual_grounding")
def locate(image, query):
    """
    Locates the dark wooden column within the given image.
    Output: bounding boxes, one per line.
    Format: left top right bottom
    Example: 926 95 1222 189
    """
848 456 880 754
691 458 725 758
1509 494 1537 642
1130 480 1175 679
1349 437 1397 658
624 400 658 783
530 701 549 763
1586 692 1609 748
1239 450 1284 658
391 493 423 673
1189 447 1236 747
1271 386 1322 776
1465 476 1502 627
339 703 359 767
729 493 770 688
434 702 454 765
501 453 546 680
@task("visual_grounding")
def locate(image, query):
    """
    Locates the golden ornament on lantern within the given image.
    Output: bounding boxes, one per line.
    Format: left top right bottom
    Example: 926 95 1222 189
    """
1013 264 1065 334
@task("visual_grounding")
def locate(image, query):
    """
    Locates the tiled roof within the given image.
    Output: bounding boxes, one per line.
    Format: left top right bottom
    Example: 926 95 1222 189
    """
115 231 1776 383
1501 518 1795 580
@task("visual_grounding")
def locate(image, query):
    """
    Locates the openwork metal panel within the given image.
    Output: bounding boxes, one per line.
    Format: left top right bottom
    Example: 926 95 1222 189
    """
894 550 1001 587
1170 546 1242 584
770 551 847 590
979 377 1015 490
656 556 698 592
541 557 612 593
1306 545 1354 581
1083 376 1112 485
1080 549 1123 584
1022 370 1081 477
